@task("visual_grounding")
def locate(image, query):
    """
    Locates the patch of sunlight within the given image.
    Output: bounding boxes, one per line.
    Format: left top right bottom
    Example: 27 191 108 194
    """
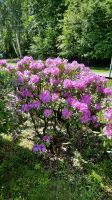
1 133 12 142
18 129 34 150
18 138 33 150
72 150 87 168
89 170 104 188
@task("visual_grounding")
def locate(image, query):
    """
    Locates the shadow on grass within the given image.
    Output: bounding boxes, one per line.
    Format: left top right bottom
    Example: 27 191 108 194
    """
0 134 112 200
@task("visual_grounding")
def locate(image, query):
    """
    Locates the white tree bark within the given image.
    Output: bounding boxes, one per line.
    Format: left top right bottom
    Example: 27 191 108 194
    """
12 41 19 58
15 30 22 58
109 57 112 78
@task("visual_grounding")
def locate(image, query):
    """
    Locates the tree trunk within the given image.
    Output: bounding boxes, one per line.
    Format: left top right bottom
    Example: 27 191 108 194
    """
109 57 112 78
12 41 19 57
15 30 22 59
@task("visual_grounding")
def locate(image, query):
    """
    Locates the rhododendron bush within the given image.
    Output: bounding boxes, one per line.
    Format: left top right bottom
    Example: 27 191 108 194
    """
1 56 112 154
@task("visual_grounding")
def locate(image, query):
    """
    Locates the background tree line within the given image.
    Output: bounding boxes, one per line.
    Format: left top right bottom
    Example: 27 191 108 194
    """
0 0 112 63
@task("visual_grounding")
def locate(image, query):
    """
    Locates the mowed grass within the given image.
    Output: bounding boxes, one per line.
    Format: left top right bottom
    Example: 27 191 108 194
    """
91 67 109 73
0 132 112 200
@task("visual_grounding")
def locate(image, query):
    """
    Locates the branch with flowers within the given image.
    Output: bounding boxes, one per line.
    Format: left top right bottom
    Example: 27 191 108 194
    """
1 57 112 155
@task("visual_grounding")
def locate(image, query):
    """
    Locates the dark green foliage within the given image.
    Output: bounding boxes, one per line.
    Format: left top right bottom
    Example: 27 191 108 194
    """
0 0 111 60
59 0 112 59
28 0 66 59
0 71 16 134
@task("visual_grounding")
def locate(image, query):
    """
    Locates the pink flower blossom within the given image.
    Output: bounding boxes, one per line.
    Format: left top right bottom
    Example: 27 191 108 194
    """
39 90 51 103
38 144 47 152
81 93 92 106
62 107 72 119
23 70 30 79
94 103 102 111
0 60 7 67
54 57 65 66
30 60 44 70
91 115 98 123
21 89 33 97
64 61 78 72
74 102 88 112
104 88 112 96
97 86 104 93
52 93 59 101
81 110 91 123
21 103 32 112
105 108 112 121
43 135 51 143
72 81 87 90
6 65 16 72
29 75 40 84
33 144 47 153
103 124 112 137
45 58 54 66
32 100 41 109
66 96 77 107
49 77 60 85
17 56 33 70
33 144 39 152
63 79 73 89
43 108 53 118
43 67 51 75
51 67 60 76
44 66 59 76
94 122 100 128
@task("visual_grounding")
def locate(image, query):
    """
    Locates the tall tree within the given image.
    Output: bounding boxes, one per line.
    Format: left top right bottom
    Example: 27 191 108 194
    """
28 0 66 59
0 0 24 58
58 0 112 60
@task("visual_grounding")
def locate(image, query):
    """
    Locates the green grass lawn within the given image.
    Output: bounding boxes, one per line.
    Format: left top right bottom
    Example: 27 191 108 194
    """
91 67 109 73
0 131 112 200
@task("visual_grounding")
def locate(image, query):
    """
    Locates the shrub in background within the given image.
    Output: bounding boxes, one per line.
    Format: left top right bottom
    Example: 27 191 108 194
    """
0 61 20 135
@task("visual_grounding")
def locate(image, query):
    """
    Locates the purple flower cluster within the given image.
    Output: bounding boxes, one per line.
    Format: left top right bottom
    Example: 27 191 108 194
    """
29 75 40 84
33 135 51 153
39 90 51 103
6 65 16 72
81 110 91 123
21 89 33 97
105 108 112 121
33 144 47 153
30 60 44 70
17 56 33 70
103 88 112 96
94 103 102 111
52 93 59 101
43 135 51 143
44 66 60 76
91 115 98 123
6 56 111 141
103 124 112 138
43 108 53 118
104 108 112 137
21 100 41 112
0 60 7 67
62 107 72 119
45 57 67 67
81 93 93 106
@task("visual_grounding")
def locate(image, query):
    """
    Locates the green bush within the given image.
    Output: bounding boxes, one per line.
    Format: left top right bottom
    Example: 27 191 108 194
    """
0 70 16 134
